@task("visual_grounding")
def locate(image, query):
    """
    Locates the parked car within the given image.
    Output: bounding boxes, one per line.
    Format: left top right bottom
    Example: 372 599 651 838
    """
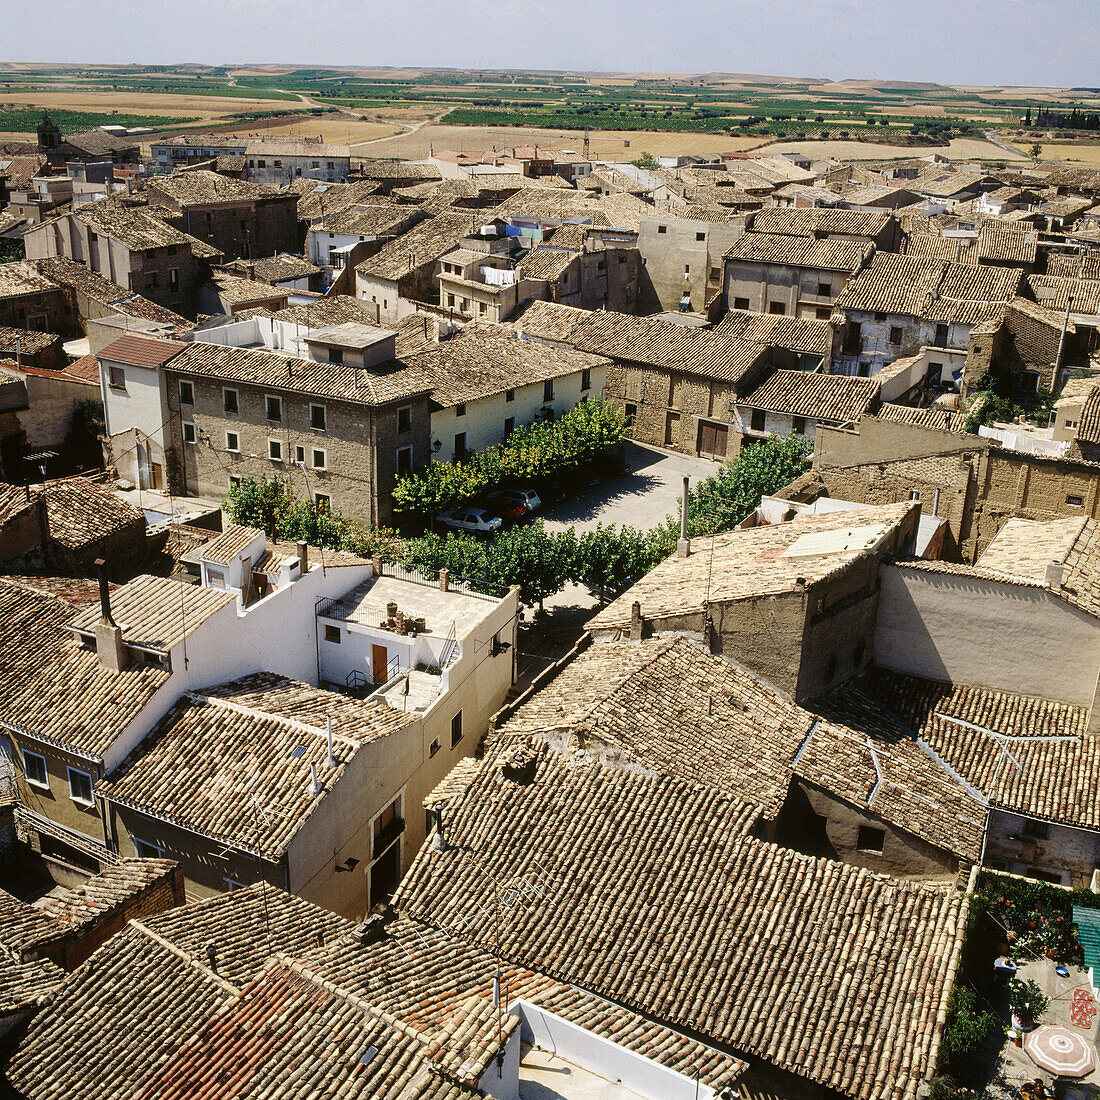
484 493 527 523
436 508 503 536
492 487 542 513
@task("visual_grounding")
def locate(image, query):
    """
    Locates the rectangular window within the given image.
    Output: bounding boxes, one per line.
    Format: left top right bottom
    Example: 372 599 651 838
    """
451 711 463 748
624 402 637 427
328 347 343 365
396 446 412 474
134 838 165 858
479 302 487 316
23 749 48 790
397 406 411 433
816 306 832 320
505 388 515 403
225 431 239 452
817 282 831 297
1023 818 1050 840
182 422 196 444
169 268 179 292
768 301 786 315
429 738 440 757
543 379 554 402
315 494 330 511
889 326 904 345
1067 494 1085 506
228 475 241 491
223 388 238 414
733 297 750 310
710 267 721 280
455 403 467 418
657 225 667 234
695 231 705 241
504 416 515 439
206 566 226 589
447 293 455 307
325 624 341 643
454 433 467 460
857 825 885 853
178 379 194 405
312 448 326 470
750 408 766 432
581 368 591 392
269 438 283 462
792 416 806 435
67 767 94 807
310 403 327 431
294 445 305 465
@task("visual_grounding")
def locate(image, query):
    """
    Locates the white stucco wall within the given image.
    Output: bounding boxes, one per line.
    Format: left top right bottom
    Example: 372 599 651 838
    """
874 563 1100 705
430 366 606 463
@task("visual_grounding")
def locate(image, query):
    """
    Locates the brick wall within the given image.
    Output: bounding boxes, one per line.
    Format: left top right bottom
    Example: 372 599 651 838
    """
154 192 300 261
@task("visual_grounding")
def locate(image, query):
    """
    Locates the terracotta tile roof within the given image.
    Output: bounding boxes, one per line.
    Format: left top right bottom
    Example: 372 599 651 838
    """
489 188 651 231
68 573 234 654
749 206 894 239
1027 273 1100 316
0 325 62 358
74 202 194 252
226 253 319 284
197 523 261 565
149 169 282 206
406 322 608 408
876 402 967 432
836 252 1022 326
286 177 383 221
0 482 37 527
36 858 179 933
979 222 1039 265
355 211 473 281
740 368 880 422
515 245 577 281
43 477 145 552
6 885 349 1099
725 231 870 272
165 339 432 406
1079 388 1100 446
590 501 917 631
98 674 417 858
569 309 770 385
0 154 46 190
204 272 288 305
64 130 138 156
713 308 834 358
914 171 987 198
62 353 100 382
0 889 61 959
269 295 379 328
903 231 979 265
0 957 64 1015
510 299 591 343
977 516 1100 616
357 159 442 182
97 333 185 369
0 260 58 300
831 668 1098 829
0 577 169 760
312 202 421 238
394 740 969 1100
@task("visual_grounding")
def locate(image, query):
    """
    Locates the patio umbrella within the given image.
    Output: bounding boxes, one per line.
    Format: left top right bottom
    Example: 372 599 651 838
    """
1024 1025 1097 1078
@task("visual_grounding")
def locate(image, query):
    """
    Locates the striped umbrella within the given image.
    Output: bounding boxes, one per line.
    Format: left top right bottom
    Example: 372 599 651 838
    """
1024 1025 1097 1078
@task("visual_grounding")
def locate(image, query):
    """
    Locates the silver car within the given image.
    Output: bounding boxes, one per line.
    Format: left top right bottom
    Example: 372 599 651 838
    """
437 507 504 535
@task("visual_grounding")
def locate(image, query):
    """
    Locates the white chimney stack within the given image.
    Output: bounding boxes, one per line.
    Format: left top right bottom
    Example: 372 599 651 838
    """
1046 560 1064 589
309 763 323 796
325 716 338 769
677 476 690 558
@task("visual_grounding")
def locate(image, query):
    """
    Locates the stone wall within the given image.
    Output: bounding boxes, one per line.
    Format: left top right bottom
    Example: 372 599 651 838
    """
986 810 1100 889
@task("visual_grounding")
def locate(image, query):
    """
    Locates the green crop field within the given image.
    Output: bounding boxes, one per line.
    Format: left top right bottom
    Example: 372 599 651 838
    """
0 108 198 132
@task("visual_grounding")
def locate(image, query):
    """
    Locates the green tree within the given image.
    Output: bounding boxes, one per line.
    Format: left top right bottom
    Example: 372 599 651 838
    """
487 523 576 608
631 151 660 169
1029 142 1042 158
573 523 659 601
938 986 1002 1075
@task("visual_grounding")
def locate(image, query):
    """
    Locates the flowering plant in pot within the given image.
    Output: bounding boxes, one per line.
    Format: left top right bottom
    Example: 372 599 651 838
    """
1009 978 1049 1031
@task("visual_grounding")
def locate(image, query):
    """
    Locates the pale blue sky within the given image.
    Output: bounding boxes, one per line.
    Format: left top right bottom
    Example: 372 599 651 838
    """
5 0 1098 89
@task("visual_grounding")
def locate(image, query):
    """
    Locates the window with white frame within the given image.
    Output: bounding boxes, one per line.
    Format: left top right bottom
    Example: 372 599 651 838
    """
312 448 326 470
269 439 283 462
178 379 194 406
265 395 282 422
134 837 165 858
108 365 126 389
225 431 239 452
310 403 327 431
182 422 196 444
23 749 48 790
223 388 239 414
294 445 305 465
67 767 94 806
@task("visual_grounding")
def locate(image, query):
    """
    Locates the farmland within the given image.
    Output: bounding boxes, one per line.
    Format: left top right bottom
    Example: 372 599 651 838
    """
0 64 1097 164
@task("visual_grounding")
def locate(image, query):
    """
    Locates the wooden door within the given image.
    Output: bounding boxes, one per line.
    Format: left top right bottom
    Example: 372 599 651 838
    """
697 420 728 459
151 462 164 490
372 644 388 683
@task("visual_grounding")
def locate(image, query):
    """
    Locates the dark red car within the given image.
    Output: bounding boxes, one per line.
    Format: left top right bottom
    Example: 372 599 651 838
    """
484 492 528 523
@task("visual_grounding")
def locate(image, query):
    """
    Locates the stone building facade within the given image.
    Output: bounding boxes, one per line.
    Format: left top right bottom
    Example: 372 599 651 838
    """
164 357 433 527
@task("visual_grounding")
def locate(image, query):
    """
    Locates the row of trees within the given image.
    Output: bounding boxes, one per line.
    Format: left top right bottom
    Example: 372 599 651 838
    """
223 435 810 609
391 399 627 518
1024 106 1100 131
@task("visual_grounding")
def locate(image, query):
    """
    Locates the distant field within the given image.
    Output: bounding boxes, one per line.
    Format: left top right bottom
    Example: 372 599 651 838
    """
0 64 1098 165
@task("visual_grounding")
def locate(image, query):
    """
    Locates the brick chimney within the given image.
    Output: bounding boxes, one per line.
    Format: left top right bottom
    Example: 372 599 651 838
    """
94 558 127 672
629 601 643 641
296 540 309 573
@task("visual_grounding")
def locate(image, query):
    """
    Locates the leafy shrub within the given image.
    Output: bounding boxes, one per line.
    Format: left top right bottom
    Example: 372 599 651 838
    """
938 986 1002 1072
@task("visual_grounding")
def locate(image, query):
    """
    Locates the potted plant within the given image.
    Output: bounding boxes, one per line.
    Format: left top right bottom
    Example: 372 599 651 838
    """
1010 978 1049 1031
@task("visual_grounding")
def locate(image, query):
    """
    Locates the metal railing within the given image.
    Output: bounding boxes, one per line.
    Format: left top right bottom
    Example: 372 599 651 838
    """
380 560 507 601
16 806 119 865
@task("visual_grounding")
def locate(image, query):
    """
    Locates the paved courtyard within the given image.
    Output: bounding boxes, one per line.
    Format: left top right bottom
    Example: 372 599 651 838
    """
539 441 721 535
